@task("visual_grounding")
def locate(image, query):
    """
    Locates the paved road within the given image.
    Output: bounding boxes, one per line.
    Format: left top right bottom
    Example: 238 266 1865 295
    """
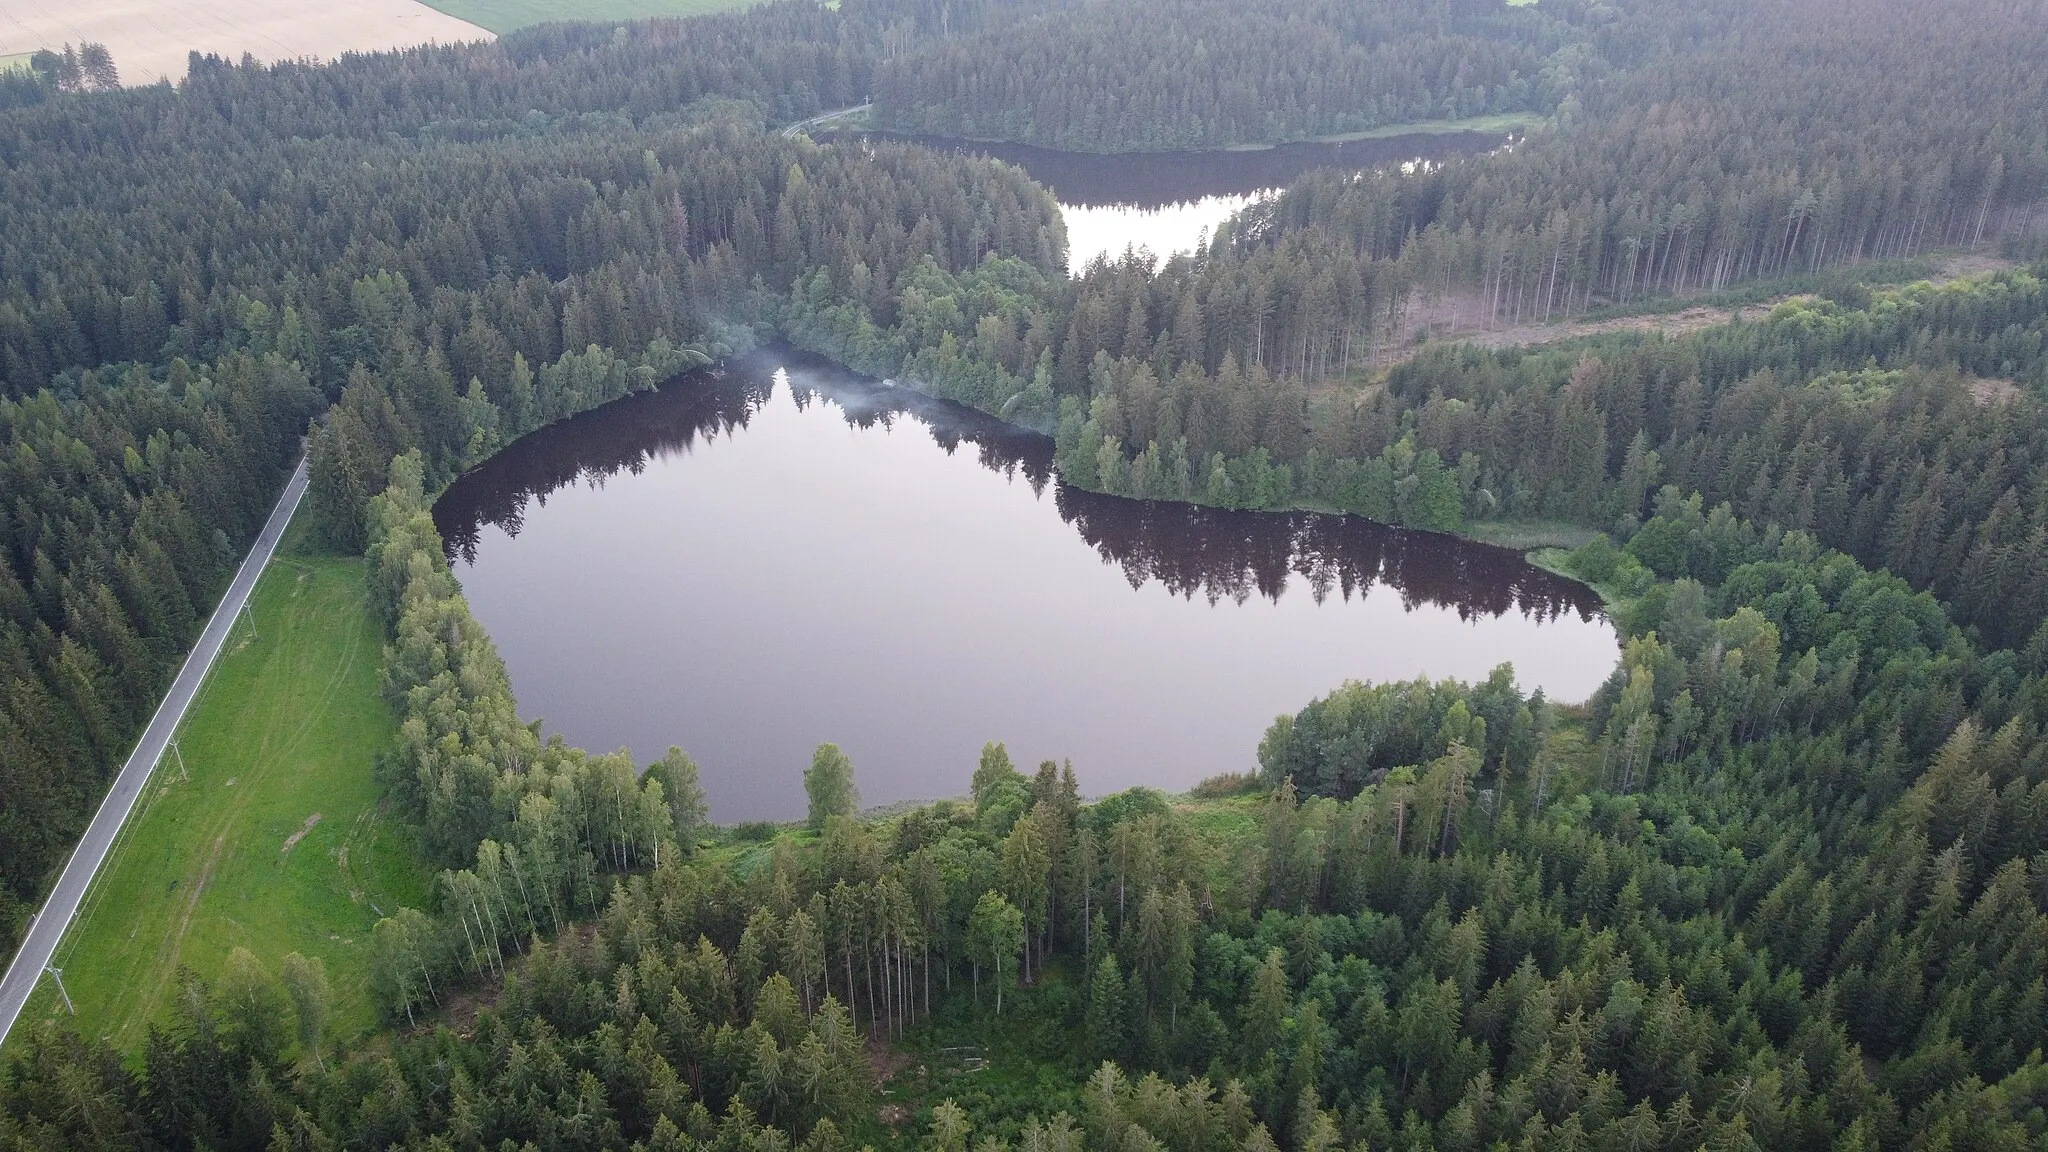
781 103 871 138
0 456 309 1045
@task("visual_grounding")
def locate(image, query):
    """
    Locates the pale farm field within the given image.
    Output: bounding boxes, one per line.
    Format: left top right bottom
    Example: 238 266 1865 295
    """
0 0 492 86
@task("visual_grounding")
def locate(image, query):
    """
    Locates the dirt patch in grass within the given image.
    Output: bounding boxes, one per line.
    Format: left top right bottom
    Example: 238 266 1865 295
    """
280 813 323 854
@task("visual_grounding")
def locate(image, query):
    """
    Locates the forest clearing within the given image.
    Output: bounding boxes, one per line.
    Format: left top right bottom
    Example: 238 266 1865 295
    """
1371 250 2023 371
0 0 488 86
8 546 428 1052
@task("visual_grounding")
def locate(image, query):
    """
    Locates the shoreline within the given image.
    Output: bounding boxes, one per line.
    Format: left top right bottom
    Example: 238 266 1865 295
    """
834 112 1543 157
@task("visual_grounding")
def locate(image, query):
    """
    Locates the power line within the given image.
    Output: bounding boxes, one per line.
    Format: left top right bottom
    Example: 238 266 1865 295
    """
43 968 72 1016
0 457 308 1049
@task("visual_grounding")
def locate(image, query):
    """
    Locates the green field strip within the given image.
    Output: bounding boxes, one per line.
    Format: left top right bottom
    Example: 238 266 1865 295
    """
12 555 429 1053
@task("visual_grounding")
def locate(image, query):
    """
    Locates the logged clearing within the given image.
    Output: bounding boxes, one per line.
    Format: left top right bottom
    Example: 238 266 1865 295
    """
1346 289 1774 374
1454 301 1779 353
8 545 430 1053
0 0 491 86
1373 250 2021 369
418 0 760 35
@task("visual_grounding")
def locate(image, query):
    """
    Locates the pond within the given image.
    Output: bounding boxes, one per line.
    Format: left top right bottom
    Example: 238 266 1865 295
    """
838 129 1515 267
434 352 1616 822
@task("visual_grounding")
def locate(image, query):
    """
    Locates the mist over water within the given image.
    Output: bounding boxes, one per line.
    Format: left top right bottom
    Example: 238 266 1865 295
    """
434 353 1616 822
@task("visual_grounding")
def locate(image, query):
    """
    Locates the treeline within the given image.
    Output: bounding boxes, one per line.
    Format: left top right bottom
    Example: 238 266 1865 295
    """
295 129 1059 547
0 0 1070 398
1371 273 2048 649
869 0 1570 152
363 452 714 1021
875 0 2048 334
0 354 317 945
6 0 2048 1144
1220 0 2048 329
4 0 2045 427
0 43 118 109
433 357 1600 626
1021 270 2048 656
308 123 1062 866
0 0 1048 965
13 0 2044 431
0 97 1057 952
16 484 2048 1148
854 0 2048 404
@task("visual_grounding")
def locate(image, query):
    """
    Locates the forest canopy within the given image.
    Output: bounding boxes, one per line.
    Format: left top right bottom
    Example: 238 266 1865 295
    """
1 0 2047 1148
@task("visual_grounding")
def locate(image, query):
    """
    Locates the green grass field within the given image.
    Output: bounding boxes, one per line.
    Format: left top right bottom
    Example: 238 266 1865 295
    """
420 0 761 34
10 537 430 1053
0 53 35 76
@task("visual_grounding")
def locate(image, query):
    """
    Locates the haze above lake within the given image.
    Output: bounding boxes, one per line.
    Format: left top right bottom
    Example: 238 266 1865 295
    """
434 355 1616 822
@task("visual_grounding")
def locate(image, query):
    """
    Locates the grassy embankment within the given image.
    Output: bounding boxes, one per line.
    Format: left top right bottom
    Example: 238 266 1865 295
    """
0 54 34 75
841 110 1545 152
1223 110 1544 151
418 0 760 34
9 523 430 1053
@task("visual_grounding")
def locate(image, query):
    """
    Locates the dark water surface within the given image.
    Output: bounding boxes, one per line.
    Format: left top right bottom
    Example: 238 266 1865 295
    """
836 130 1513 266
435 353 1615 821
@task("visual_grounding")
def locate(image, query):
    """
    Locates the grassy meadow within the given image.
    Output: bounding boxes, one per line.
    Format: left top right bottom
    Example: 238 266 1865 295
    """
419 0 761 34
9 532 430 1053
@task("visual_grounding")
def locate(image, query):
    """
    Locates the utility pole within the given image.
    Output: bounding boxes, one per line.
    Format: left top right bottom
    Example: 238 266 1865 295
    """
170 738 188 782
238 601 258 641
44 968 72 1015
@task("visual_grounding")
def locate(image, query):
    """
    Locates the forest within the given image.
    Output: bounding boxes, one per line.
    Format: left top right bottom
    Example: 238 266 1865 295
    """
866 0 1570 151
0 0 2047 1147
12 455 2048 1150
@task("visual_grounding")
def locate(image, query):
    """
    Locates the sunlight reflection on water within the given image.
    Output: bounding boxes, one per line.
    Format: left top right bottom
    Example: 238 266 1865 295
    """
1062 191 1270 268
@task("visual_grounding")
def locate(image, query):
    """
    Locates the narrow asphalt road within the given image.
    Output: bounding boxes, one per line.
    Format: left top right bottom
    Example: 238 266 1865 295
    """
780 103 871 138
0 455 310 1046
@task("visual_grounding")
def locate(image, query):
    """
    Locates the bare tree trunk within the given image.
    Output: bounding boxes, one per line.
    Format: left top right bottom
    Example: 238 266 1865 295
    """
846 951 859 1028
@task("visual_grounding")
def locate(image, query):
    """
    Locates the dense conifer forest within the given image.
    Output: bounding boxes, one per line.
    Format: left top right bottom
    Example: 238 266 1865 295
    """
3 0 2048 1147
867 0 1569 151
